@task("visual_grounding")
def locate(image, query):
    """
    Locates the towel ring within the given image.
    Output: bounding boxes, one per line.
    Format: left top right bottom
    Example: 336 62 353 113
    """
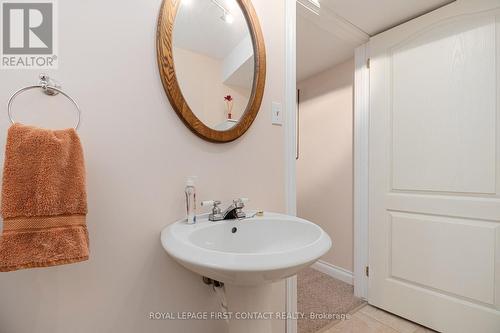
7 74 82 130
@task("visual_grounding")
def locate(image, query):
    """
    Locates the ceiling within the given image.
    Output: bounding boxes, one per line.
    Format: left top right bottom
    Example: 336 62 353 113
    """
174 0 254 91
324 0 455 36
174 0 250 60
297 0 455 81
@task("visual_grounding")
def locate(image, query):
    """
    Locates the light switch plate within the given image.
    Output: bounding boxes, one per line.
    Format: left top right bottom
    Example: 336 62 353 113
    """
271 102 283 125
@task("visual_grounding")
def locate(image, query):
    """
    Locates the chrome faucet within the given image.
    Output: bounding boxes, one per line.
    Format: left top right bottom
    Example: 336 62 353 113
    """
201 198 248 221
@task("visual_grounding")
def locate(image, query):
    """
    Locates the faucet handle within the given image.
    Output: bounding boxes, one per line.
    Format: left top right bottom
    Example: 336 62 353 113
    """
201 200 221 207
233 197 249 208
202 200 223 220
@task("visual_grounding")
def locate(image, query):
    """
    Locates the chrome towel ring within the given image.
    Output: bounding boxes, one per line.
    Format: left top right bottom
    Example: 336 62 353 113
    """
7 74 82 130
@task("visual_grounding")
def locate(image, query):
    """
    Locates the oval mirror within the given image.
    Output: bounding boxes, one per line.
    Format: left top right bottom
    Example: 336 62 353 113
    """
157 0 266 143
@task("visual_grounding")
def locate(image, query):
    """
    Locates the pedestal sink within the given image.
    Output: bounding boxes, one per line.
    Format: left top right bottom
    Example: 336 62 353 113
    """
160 212 332 332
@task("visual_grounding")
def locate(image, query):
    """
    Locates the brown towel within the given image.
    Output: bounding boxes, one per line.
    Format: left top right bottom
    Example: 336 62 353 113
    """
0 124 89 272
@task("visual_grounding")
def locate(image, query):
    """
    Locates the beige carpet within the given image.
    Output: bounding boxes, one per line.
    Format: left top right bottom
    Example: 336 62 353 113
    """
298 267 365 333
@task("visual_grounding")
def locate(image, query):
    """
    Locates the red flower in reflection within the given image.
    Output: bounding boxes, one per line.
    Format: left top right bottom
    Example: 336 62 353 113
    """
224 95 234 119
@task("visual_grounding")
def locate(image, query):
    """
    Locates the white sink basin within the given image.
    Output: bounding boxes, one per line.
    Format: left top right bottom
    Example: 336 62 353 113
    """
161 212 331 285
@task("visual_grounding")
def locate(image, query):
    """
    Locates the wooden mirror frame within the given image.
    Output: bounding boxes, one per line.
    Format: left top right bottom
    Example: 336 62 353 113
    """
156 0 266 143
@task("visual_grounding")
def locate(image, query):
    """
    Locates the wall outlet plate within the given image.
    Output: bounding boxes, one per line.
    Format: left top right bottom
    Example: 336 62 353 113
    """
272 102 283 125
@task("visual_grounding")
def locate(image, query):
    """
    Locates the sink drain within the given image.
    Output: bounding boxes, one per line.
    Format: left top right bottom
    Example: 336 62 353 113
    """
231 227 237 234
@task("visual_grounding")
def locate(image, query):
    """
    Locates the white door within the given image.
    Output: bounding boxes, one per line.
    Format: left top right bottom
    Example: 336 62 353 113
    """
368 1 500 332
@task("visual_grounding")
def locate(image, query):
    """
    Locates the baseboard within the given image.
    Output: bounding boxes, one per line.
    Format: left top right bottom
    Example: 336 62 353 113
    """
311 260 354 285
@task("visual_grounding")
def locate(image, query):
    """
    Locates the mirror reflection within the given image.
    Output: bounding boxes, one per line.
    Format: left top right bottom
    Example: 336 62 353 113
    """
173 0 255 130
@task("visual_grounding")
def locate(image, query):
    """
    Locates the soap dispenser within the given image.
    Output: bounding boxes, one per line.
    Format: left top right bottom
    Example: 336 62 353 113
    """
185 177 197 224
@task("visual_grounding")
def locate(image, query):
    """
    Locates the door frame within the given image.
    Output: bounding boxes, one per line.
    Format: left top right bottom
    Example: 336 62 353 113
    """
353 43 370 300
284 0 297 332
283 1 371 330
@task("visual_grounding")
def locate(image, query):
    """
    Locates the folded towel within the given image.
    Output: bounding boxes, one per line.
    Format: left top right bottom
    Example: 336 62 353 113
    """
0 124 89 272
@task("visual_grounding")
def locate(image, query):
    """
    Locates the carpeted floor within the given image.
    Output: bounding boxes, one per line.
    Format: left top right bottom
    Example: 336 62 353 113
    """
298 267 366 333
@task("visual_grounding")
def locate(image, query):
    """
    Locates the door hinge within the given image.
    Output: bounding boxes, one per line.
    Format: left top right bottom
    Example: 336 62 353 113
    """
366 58 371 69
365 266 369 277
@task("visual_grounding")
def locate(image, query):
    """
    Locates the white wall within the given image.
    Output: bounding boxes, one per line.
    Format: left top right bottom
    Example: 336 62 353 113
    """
174 47 251 127
297 59 354 272
0 0 286 332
